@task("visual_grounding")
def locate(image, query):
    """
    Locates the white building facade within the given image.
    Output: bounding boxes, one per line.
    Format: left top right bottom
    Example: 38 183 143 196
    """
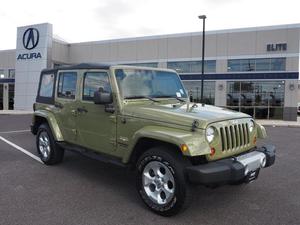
0 23 299 120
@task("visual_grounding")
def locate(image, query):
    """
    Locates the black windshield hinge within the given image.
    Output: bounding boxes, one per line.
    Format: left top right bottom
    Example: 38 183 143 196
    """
191 120 199 132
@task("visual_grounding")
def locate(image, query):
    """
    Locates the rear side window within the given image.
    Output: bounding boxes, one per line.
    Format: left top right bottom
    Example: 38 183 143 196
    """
83 72 111 101
57 72 77 99
39 74 55 97
36 72 56 104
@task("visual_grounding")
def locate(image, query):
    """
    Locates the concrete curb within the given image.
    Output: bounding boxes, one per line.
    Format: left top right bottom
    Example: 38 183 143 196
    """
256 119 300 128
262 124 300 128
0 110 33 115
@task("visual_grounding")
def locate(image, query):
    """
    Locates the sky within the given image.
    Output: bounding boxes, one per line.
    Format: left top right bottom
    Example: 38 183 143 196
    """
0 0 299 50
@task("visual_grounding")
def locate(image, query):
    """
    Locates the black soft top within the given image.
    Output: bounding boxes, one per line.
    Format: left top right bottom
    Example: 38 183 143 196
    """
41 63 112 74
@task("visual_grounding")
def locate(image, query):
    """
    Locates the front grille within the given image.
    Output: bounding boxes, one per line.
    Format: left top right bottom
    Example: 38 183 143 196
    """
220 123 250 151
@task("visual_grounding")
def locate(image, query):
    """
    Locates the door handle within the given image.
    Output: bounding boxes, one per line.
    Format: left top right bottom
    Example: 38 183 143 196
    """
54 102 64 109
71 109 78 116
77 107 88 113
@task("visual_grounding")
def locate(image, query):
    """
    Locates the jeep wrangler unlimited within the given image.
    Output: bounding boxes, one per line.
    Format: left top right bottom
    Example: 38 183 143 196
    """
31 63 275 216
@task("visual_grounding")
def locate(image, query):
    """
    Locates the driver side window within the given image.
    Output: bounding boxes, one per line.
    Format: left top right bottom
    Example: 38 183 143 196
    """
83 72 111 101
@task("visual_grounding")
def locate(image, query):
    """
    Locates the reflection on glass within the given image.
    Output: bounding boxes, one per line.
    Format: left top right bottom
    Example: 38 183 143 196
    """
83 72 110 101
255 58 270 71
125 62 158 68
227 58 286 72
183 81 215 105
271 58 286 71
240 59 255 71
228 60 241 72
39 74 54 97
8 69 15 78
167 60 216 73
227 81 285 119
57 72 77 99
115 69 187 99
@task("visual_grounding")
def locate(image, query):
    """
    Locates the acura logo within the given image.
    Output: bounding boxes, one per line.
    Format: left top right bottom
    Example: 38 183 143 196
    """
23 28 39 50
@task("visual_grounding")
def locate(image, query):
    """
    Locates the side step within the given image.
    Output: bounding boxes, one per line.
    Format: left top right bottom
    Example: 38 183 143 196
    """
57 142 127 168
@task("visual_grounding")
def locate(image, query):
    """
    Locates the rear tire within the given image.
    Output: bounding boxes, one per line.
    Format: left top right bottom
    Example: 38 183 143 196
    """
36 123 64 165
136 146 191 216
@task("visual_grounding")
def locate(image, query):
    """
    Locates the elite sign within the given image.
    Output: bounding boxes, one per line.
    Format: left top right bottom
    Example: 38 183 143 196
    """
17 28 42 60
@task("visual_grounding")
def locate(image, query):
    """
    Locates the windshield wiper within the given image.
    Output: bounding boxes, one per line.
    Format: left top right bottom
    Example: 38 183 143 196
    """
155 95 186 102
175 96 186 102
124 96 160 102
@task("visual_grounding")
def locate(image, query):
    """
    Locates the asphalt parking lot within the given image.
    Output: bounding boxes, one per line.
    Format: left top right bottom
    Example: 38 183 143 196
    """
0 115 300 225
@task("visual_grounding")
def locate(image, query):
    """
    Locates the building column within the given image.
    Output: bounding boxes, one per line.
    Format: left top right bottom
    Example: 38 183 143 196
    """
14 23 53 111
283 79 298 121
158 61 167 68
215 80 227 107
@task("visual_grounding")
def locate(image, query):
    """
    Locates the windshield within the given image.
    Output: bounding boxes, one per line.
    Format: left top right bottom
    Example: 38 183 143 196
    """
115 69 187 100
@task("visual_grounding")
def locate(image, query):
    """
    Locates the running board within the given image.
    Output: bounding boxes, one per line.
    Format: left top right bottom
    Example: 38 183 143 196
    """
57 142 127 168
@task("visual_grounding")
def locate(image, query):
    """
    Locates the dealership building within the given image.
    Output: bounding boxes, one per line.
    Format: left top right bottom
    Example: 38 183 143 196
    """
0 23 299 120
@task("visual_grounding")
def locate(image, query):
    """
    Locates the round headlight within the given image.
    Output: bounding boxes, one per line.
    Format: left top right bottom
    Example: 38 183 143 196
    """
206 127 215 143
248 120 255 133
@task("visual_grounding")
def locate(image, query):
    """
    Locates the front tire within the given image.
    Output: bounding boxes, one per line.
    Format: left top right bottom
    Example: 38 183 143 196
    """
136 147 191 216
36 123 64 165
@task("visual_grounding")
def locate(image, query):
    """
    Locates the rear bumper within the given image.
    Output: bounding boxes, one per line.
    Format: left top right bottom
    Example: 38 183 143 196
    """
186 145 275 185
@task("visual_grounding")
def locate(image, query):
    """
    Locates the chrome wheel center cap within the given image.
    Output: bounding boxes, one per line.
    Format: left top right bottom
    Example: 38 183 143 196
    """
154 177 163 189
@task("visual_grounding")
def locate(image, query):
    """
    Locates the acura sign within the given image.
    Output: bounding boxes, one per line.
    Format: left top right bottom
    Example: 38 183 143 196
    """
23 28 39 50
17 27 42 60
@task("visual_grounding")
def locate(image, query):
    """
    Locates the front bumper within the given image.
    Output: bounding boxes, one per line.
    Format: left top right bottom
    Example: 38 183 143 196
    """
186 145 275 185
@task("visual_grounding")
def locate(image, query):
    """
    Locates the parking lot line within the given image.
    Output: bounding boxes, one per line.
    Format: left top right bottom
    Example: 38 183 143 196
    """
0 136 43 164
0 129 30 134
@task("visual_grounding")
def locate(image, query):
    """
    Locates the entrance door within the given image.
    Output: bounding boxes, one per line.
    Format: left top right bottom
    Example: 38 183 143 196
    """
9 84 14 110
75 70 117 154
0 84 3 110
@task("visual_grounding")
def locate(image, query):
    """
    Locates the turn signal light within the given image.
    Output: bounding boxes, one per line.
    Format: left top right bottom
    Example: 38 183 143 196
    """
253 136 257 145
210 148 216 156
180 144 189 152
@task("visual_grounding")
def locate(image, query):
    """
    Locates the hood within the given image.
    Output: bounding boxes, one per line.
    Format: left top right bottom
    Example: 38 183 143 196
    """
123 102 251 129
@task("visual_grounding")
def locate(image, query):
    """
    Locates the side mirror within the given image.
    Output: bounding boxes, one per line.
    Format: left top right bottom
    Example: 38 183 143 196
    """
94 91 113 104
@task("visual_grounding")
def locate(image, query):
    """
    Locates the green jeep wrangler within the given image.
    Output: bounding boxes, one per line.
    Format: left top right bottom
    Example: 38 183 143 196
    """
31 63 275 216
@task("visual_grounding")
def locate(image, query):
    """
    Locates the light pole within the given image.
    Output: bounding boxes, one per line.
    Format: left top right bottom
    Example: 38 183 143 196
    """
198 15 206 105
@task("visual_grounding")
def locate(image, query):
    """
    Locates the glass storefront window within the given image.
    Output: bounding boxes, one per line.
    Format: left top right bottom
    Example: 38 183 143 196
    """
205 60 217 73
271 58 286 71
227 58 286 72
228 60 241 72
255 58 270 71
168 61 191 73
125 62 158 68
8 69 15 78
240 59 255 71
183 81 215 105
167 60 216 73
0 70 4 79
227 81 285 119
190 61 201 73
